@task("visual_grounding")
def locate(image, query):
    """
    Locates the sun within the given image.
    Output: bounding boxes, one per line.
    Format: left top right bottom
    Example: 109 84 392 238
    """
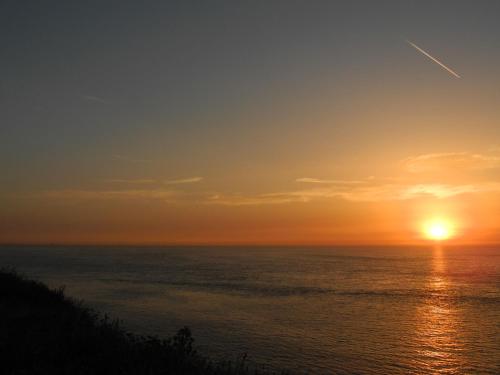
423 219 455 241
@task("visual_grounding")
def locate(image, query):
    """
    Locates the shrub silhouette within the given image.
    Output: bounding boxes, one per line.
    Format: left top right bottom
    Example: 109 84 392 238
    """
0 268 287 375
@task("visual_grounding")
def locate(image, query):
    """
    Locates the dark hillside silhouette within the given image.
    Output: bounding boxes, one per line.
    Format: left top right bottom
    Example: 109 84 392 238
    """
0 269 287 375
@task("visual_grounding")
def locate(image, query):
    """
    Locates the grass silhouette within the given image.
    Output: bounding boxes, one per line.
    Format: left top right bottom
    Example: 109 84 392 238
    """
0 268 287 375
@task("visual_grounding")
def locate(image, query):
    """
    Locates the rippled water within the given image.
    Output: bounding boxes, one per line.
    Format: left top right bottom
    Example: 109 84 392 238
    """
1 245 499 374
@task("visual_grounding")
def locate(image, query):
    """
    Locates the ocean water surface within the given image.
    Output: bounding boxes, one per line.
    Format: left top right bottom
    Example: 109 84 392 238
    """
1 245 498 374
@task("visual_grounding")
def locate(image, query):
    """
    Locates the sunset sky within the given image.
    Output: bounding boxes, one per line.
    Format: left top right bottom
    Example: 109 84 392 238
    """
1 1 500 245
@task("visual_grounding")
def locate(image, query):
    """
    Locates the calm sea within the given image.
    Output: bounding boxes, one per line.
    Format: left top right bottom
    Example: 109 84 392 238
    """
1 245 499 374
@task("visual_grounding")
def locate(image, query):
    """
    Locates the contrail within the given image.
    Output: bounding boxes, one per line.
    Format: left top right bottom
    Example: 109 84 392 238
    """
406 40 461 78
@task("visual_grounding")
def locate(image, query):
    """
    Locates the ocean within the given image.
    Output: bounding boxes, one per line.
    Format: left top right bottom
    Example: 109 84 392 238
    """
0 245 498 374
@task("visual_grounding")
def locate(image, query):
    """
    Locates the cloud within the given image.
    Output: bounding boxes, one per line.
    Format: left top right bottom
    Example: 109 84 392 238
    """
33 149 500 207
103 177 204 186
29 180 500 208
327 182 500 201
206 193 307 206
398 183 500 199
105 179 157 185
206 182 500 206
402 152 500 173
164 177 203 185
82 95 106 104
38 178 205 204
41 189 180 203
35 180 500 208
296 178 365 185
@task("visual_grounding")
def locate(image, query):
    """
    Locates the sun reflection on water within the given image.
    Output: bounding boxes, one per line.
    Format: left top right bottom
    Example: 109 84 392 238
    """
412 246 467 374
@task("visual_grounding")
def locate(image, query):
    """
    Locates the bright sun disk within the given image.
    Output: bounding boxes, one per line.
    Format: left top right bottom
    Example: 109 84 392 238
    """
423 219 454 241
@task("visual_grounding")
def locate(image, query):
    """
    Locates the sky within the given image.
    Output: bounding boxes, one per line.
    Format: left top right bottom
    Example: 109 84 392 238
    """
1 1 500 245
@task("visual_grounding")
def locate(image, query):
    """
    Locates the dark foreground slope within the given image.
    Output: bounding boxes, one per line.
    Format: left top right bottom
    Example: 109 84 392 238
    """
0 269 286 375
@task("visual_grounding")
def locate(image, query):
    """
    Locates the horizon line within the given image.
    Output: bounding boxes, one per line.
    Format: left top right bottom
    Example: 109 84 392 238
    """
1 241 497 248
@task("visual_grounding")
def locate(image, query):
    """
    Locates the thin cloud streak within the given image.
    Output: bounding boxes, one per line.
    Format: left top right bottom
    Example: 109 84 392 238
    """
207 194 302 206
296 178 365 185
164 177 203 185
402 152 500 173
105 179 157 185
41 189 179 202
406 40 461 78
207 182 500 206
30 149 500 207
27 181 500 207
104 177 205 185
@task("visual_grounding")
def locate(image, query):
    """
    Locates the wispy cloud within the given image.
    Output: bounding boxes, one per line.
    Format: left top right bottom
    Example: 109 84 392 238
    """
402 152 500 173
36 180 500 208
105 179 157 185
103 177 205 186
164 177 203 185
33 149 500 207
398 183 499 199
206 193 307 206
206 182 500 206
41 189 180 202
406 40 461 78
111 154 152 163
296 178 365 185
82 95 106 104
